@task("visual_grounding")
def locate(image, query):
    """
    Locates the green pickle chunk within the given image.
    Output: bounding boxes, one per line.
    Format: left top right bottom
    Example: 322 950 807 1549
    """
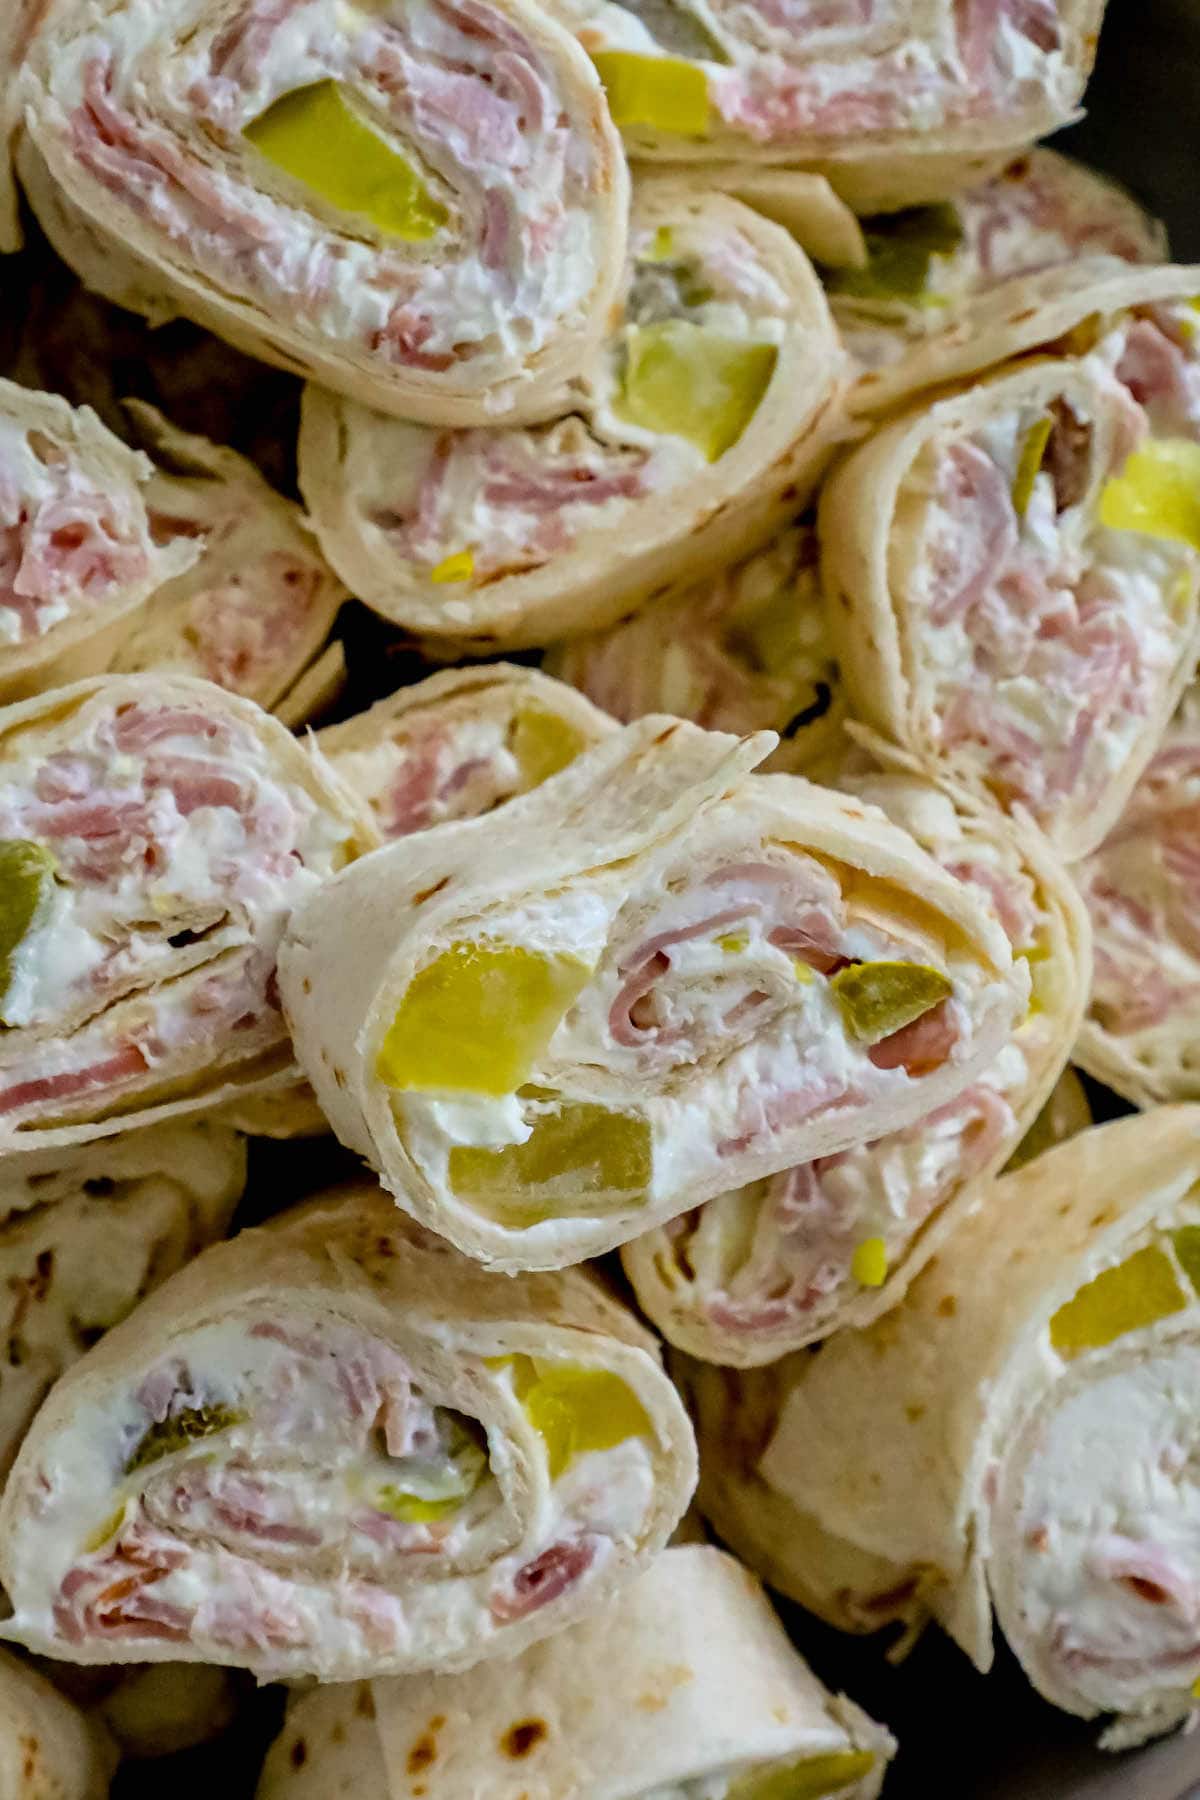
592 51 710 136
830 961 952 1045
377 943 592 1097
375 1416 487 1523
615 321 776 462
511 705 589 789
244 80 447 240
449 1098 652 1225
825 204 963 304
1050 1244 1188 1358
503 1354 654 1478
126 1403 243 1474
1171 1226 1200 1297
0 839 56 1007
1099 437 1200 552
726 1750 876 1800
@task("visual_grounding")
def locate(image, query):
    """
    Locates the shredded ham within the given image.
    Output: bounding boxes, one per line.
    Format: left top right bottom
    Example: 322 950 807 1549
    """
489 1538 597 1622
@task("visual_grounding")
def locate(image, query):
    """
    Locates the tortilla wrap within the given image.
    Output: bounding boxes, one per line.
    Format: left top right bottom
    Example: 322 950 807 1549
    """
106 403 345 721
1075 686 1200 1106
0 671 376 1147
300 179 846 652
821 348 1200 861
224 664 615 1140
0 1118 244 1483
280 714 1025 1271
623 767 1089 1363
0 1182 696 1679
828 151 1167 406
17 0 628 427
0 1649 115 1799
548 0 1101 190
688 1111 1200 1745
257 1546 895 1800
0 377 197 705
546 521 848 779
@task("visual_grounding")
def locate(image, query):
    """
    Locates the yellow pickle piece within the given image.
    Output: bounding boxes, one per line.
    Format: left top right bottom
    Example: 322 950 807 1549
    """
1011 415 1054 518
377 943 592 1096
726 1750 876 1800
851 1238 888 1288
244 80 447 239
1099 437 1200 552
592 51 710 136
430 550 474 584
830 961 952 1045
449 1098 652 1224
1050 1244 1188 1358
0 839 56 1006
615 321 777 463
1170 1225 1200 1296
510 704 589 789
498 1354 653 1478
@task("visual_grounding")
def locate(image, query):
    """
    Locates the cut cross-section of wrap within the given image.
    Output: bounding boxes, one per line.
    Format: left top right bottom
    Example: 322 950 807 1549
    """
551 0 1101 206
18 0 629 427
299 178 846 651
319 665 616 843
0 378 198 705
257 1544 895 1800
0 1647 116 1800
623 767 1089 1362
0 1183 696 1680
105 404 345 722
279 715 1027 1271
224 665 615 1140
546 521 847 778
822 337 1200 862
0 1118 244 1482
827 150 1167 402
686 1110 1200 1746
0 672 375 1146
1076 687 1200 1106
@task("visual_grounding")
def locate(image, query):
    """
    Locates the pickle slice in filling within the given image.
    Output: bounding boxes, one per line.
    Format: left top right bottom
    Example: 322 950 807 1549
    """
615 321 776 462
377 944 592 1097
824 204 963 304
449 1099 652 1225
726 1750 876 1800
0 839 57 1009
503 1354 653 1477
375 1416 487 1523
1099 437 1200 552
244 80 447 240
511 705 589 789
830 961 952 1046
1050 1244 1188 1358
592 51 710 136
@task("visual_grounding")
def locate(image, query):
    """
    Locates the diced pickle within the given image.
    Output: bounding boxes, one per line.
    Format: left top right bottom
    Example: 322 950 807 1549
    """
726 1750 876 1800
504 1354 653 1477
609 0 731 64
376 1418 487 1522
1050 1245 1188 1359
825 203 963 303
616 322 776 462
592 51 710 136
830 961 952 1046
851 1237 888 1288
126 1403 243 1474
0 839 56 1006
377 943 591 1096
430 550 474 584
244 80 447 240
1099 437 1200 552
449 1099 652 1225
510 705 589 790
1171 1226 1200 1297
1012 416 1054 518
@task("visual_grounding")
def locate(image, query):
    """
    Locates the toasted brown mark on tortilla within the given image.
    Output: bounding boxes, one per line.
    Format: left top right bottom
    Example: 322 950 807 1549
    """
414 876 451 905
501 1718 549 1758
355 1684 376 1719
408 1716 448 1775
636 1662 694 1711
289 1737 307 1769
